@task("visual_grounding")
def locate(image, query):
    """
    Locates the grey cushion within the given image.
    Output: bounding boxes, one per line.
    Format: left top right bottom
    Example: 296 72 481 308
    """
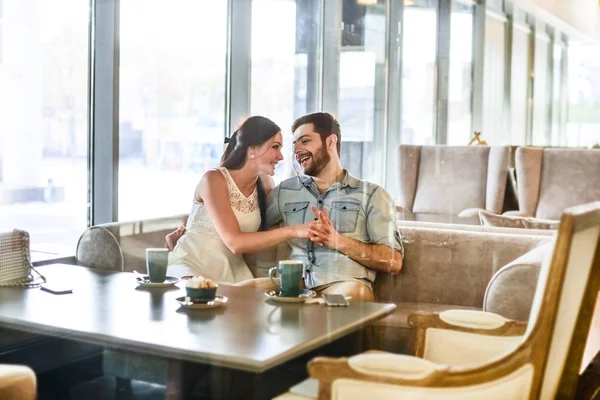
479 210 560 230
483 242 553 321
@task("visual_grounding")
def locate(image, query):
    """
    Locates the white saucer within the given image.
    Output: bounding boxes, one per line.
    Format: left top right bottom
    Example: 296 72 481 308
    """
136 275 180 288
265 289 317 303
176 295 228 310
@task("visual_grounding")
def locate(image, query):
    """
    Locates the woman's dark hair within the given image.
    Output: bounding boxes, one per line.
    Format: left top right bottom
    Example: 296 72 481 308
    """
221 116 281 231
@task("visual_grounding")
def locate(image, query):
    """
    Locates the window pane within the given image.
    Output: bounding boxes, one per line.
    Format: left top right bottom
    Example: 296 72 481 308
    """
402 0 438 145
508 25 531 145
567 42 600 147
482 16 506 144
447 1 474 145
0 0 89 252
119 0 227 221
531 32 550 145
250 0 321 183
337 0 387 184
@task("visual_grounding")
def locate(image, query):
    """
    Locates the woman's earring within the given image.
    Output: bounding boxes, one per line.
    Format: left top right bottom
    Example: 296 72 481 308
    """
250 154 255 159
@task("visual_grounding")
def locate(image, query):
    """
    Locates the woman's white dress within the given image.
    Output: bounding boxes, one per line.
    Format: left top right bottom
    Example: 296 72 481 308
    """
167 167 260 283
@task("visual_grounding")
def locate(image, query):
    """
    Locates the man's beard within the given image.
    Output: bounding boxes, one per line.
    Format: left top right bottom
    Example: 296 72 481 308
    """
303 143 331 177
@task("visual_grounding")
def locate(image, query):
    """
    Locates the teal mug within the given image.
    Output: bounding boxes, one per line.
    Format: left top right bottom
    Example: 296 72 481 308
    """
146 248 169 283
269 260 304 297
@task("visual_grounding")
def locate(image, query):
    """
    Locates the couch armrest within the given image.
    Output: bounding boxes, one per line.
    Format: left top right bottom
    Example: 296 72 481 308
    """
502 211 533 217
458 208 485 218
408 310 527 358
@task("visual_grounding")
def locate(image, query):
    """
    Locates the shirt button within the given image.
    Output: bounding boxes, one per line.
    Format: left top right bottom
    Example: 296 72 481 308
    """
318 200 323 204
342 206 347 210
292 208 296 212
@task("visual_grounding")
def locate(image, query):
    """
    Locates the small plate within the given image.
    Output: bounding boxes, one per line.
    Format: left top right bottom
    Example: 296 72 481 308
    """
136 275 180 288
176 295 228 310
265 289 317 303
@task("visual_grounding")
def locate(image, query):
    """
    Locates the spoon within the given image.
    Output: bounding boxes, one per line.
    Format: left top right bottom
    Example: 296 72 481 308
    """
132 270 147 282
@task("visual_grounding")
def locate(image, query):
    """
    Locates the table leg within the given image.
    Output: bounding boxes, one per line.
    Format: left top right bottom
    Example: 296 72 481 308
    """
166 360 209 400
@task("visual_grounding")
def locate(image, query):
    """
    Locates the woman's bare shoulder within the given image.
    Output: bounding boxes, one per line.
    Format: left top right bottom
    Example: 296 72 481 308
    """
196 169 227 201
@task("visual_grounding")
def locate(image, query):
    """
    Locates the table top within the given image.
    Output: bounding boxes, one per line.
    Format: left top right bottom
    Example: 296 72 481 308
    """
0 264 395 373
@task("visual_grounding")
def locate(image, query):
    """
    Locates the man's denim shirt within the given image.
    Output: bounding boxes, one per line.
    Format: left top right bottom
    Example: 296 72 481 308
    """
266 170 404 289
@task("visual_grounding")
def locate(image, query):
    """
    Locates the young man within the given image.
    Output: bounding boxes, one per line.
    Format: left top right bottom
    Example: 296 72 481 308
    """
265 112 403 300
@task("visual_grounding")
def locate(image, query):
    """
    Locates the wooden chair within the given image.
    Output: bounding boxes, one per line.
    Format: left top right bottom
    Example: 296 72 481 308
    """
275 202 600 400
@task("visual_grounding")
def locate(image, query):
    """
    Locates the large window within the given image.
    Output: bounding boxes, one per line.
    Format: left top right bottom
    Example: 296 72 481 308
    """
567 42 600 147
401 0 438 145
447 1 474 145
0 0 89 251
250 0 320 183
336 0 387 184
118 0 227 221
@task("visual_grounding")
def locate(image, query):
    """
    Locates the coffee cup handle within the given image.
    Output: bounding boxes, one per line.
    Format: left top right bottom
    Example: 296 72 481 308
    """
268 267 279 290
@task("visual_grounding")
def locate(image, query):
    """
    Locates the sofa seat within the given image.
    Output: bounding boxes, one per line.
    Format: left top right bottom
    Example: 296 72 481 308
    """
370 303 480 354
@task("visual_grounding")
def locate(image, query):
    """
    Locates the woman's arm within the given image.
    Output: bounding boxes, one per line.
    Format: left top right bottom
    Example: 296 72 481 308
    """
199 170 308 255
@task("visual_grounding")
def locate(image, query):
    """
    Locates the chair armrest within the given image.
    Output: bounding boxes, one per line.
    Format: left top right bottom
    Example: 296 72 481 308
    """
458 208 484 218
408 310 527 358
308 352 446 400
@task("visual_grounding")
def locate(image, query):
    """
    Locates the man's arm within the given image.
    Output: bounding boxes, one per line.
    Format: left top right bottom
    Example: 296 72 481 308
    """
309 206 403 274
337 235 402 274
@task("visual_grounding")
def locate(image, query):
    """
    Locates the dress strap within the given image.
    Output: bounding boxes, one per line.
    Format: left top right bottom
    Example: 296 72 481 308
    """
217 167 242 197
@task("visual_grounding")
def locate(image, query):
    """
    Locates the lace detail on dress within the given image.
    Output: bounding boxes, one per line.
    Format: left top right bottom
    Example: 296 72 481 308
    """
219 168 259 214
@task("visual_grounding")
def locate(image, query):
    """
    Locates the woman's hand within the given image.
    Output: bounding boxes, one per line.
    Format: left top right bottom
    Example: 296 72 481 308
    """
292 222 314 239
166 225 186 251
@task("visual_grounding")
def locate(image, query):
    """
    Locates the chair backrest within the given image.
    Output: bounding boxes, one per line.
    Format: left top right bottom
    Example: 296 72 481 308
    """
515 147 600 219
523 202 600 399
75 214 188 272
76 226 124 271
396 145 509 215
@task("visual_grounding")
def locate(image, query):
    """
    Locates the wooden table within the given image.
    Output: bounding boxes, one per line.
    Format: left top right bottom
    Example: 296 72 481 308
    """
0 264 395 374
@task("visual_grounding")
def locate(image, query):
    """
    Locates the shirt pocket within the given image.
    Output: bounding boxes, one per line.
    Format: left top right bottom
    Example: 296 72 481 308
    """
283 201 310 226
330 201 361 233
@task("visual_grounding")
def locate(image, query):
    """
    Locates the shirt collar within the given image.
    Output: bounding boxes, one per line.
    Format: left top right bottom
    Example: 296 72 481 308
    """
298 169 360 189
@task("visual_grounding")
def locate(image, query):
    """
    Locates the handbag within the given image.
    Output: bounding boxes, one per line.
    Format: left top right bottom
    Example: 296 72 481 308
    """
0 230 46 287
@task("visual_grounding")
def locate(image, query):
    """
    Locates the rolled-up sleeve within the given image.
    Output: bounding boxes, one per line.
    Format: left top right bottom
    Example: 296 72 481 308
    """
265 185 283 228
366 187 404 257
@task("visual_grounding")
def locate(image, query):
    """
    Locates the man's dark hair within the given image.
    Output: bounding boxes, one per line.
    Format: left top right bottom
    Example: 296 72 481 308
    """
291 112 341 156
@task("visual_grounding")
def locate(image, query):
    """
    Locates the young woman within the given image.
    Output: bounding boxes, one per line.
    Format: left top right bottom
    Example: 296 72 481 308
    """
167 116 311 283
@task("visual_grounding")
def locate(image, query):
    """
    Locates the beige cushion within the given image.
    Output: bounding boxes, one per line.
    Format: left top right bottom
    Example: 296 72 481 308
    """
0 364 36 400
483 242 553 320
479 211 559 230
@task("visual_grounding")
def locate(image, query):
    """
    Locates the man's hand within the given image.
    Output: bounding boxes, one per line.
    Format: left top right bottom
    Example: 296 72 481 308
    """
166 225 186 251
308 205 342 249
